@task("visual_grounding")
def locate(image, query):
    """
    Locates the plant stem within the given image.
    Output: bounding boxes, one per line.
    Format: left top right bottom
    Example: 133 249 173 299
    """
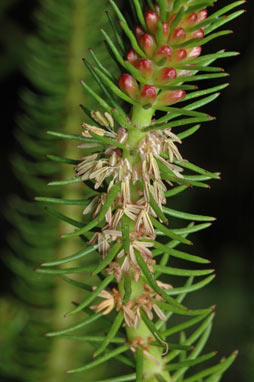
122 105 171 382
46 0 87 379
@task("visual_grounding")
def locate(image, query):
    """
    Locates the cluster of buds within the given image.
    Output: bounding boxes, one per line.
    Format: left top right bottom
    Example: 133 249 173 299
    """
118 7 207 106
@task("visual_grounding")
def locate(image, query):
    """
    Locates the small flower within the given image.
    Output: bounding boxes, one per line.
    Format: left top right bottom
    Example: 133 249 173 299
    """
81 122 106 138
90 110 114 129
90 289 116 315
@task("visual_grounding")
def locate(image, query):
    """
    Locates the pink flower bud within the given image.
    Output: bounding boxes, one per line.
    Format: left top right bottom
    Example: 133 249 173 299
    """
187 46 202 59
157 89 186 106
173 48 187 62
139 33 157 57
172 28 186 40
155 45 172 62
156 67 176 83
135 25 145 39
145 10 159 34
197 9 208 23
192 29 204 39
127 49 140 66
136 59 153 79
140 85 157 105
118 74 139 99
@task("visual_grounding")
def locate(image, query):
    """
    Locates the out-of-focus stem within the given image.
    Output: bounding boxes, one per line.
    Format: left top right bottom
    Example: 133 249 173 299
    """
46 0 87 379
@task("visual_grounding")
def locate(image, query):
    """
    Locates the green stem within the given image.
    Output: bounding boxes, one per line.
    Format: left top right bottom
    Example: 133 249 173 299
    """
122 105 171 382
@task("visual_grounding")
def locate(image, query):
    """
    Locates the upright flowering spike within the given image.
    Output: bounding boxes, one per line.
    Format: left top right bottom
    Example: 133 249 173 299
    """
40 0 244 379
118 73 139 99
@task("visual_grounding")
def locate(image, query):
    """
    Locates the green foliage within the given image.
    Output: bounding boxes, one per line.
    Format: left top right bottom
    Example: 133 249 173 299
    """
4 0 244 381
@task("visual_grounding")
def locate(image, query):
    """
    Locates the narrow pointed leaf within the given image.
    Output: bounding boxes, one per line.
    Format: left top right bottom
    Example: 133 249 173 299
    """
135 250 187 311
35 264 96 275
164 275 215 296
154 264 214 277
123 272 132 304
35 197 90 206
46 312 103 337
177 124 201 140
47 154 80 165
165 185 188 198
66 344 129 374
183 351 238 382
122 214 130 255
162 206 215 222
149 191 168 224
60 275 93 292
162 313 210 338
136 348 144 382
92 242 122 275
153 241 210 264
66 275 114 317
40 243 99 267
93 311 124 358
61 182 120 238
150 216 192 245
166 351 217 371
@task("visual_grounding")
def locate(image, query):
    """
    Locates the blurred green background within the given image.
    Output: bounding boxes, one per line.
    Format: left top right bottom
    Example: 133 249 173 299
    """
0 0 253 381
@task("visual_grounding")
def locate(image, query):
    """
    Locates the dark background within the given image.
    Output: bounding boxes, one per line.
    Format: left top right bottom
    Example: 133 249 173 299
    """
0 1 253 381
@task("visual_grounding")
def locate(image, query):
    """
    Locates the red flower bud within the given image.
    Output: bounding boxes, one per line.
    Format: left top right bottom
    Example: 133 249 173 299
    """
186 12 198 25
139 33 157 57
154 3 160 16
118 74 139 99
173 48 187 61
156 67 176 83
127 49 140 66
173 28 186 40
187 46 202 59
136 59 153 79
197 9 208 23
192 29 204 39
140 85 157 105
162 23 170 41
135 25 145 39
145 10 159 34
157 89 186 106
155 45 172 62
170 13 176 23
